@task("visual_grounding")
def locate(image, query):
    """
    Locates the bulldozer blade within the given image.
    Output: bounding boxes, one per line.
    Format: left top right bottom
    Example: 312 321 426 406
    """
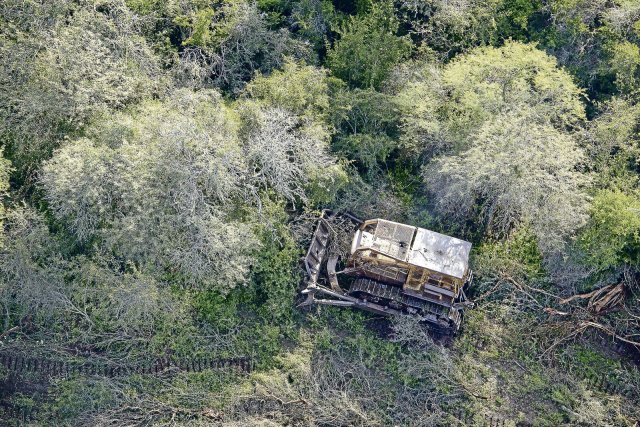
304 215 331 285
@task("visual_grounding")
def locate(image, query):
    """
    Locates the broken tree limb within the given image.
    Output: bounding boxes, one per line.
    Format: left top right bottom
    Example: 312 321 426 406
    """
559 283 625 315
0 326 19 341
578 321 640 347
559 285 613 304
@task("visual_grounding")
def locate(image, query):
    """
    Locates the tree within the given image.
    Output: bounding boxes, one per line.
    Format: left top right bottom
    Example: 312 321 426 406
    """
583 97 640 190
176 1 313 94
0 0 162 178
0 150 11 246
290 0 336 50
241 61 348 205
397 43 586 159
0 207 71 325
327 2 411 89
609 41 640 94
398 42 590 256
245 59 331 121
238 104 339 205
580 190 640 271
426 113 590 253
41 89 258 293
531 0 640 96
396 0 499 58
330 87 400 177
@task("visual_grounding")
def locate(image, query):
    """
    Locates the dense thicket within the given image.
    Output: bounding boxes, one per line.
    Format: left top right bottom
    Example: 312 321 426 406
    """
1 0 639 425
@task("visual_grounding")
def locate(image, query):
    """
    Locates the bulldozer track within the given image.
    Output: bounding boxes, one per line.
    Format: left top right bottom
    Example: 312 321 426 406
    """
350 277 450 316
0 351 253 378
452 410 516 426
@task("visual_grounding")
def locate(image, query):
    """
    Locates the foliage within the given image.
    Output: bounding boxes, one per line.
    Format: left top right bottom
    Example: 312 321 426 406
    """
580 190 640 271
399 41 585 153
585 97 640 189
426 112 591 254
241 61 348 205
290 0 336 50
41 89 258 293
330 87 400 177
399 42 591 257
250 201 302 326
2 0 640 425
0 150 11 245
177 1 313 94
395 0 499 58
245 60 330 121
327 1 411 89
0 0 162 179
474 226 545 285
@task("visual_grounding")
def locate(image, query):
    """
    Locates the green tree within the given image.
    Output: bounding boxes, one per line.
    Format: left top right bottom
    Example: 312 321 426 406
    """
584 97 640 190
495 0 543 41
609 41 640 94
396 0 499 57
291 0 336 50
330 87 400 177
580 190 640 271
176 1 313 94
327 2 411 89
535 0 640 96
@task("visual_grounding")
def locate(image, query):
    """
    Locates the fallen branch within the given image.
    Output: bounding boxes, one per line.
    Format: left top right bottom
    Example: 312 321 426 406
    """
543 307 569 316
559 285 614 305
579 321 640 347
0 326 19 341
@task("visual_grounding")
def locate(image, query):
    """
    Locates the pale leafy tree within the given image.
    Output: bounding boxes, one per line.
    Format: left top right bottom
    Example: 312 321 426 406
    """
0 207 72 324
41 89 258 293
239 105 336 205
245 60 331 122
0 0 161 176
397 41 586 156
0 206 190 347
0 150 11 245
240 61 347 205
425 112 591 254
41 85 343 291
398 42 591 256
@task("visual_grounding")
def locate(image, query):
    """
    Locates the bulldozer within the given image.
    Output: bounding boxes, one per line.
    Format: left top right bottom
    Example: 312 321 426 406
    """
299 212 473 334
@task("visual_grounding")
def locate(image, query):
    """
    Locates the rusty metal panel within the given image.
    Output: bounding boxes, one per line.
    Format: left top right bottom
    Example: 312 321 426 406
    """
360 219 416 261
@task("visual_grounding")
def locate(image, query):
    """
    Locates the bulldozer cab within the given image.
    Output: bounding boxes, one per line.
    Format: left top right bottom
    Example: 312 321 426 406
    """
351 219 471 300
300 213 473 334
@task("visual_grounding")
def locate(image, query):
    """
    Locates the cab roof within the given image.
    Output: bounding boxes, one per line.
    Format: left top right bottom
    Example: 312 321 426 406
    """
357 219 472 280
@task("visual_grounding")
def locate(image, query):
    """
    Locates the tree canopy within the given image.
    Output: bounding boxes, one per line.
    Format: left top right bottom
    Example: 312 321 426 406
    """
1 1 640 425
